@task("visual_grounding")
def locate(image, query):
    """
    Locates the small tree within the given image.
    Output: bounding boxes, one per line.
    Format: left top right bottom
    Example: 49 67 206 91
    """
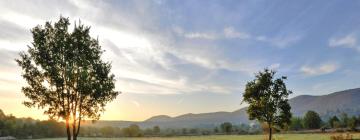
16 17 119 140
182 128 188 135
348 116 358 130
340 113 349 128
243 69 292 140
213 127 219 133
289 117 303 131
329 116 340 128
220 122 233 134
303 110 322 129
153 126 160 135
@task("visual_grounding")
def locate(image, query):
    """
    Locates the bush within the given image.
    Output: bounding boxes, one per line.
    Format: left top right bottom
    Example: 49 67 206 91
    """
330 133 353 140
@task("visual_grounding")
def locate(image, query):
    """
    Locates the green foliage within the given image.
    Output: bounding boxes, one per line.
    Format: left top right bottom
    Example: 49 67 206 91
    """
182 128 188 135
189 128 199 134
243 69 292 140
340 113 349 128
220 122 233 134
100 126 115 137
153 125 160 134
122 124 142 137
347 116 358 130
0 109 260 138
15 16 119 140
329 116 340 128
0 109 65 138
303 110 322 129
328 114 360 130
213 127 219 133
289 117 303 131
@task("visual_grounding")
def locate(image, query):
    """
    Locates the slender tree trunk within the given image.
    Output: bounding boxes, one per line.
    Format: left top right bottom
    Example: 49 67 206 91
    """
75 119 81 138
65 118 71 140
72 110 78 140
72 119 77 140
75 108 82 138
268 123 272 140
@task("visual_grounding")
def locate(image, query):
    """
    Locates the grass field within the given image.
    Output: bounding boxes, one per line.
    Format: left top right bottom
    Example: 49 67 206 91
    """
38 133 360 140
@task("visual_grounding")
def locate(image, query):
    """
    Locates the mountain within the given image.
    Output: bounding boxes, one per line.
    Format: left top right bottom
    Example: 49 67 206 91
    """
84 109 250 129
86 88 360 129
289 88 360 118
143 109 250 128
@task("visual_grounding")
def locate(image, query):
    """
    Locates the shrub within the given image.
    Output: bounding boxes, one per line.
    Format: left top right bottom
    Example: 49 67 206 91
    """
330 133 353 140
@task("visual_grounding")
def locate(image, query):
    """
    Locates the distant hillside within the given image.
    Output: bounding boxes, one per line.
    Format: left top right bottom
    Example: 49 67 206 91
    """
86 88 360 129
289 88 360 118
84 109 250 129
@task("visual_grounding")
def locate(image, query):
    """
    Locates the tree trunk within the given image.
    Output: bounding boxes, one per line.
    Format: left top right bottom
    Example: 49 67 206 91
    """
72 114 77 140
72 120 77 140
268 123 272 140
75 113 81 138
65 118 71 140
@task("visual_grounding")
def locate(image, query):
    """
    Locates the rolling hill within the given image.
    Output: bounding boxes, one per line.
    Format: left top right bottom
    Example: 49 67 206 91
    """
85 88 360 129
289 88 360 118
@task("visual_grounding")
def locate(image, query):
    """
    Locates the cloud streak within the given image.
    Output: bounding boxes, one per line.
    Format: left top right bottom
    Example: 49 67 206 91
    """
174 26 302 48
329 34 359 51
300 63 339 76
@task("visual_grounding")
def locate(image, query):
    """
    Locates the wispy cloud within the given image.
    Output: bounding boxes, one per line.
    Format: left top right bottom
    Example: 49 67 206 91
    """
256 35 302 48
223 27 251 39
300 63 339 76
268 63 281 70
184 32 217 40
175 26 301 48
131 100 141 108
329 34 358 50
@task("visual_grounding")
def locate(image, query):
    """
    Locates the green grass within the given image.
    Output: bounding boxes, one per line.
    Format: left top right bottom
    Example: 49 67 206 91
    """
38 133 360 140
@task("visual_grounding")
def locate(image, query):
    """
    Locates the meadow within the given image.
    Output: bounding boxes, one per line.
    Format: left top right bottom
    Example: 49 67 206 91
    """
38 133 360 140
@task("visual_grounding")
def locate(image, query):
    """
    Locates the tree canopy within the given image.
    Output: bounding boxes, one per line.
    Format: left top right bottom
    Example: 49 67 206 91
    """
303 110 322 129
243 69 292 140
16 17 119 140
220 122 233 134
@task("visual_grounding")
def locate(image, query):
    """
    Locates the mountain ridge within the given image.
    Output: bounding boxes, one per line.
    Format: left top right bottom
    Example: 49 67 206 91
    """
85 88 360 129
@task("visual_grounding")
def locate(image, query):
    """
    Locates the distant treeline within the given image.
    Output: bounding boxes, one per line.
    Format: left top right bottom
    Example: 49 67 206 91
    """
0 109 261 138
288 110 360 132
1 109 360 139
0 110 65 138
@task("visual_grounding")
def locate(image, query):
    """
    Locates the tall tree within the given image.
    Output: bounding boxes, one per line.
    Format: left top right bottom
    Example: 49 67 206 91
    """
303 110 322 129
328 116 340 128
243 69 292 140
348 116 358 130
340 113 349 128
16 17 119 140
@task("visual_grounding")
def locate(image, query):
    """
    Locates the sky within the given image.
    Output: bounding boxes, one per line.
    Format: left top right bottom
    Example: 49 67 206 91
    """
1 0 360 121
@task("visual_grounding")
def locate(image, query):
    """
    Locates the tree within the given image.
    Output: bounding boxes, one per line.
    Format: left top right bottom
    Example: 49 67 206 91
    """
348 116 358 130
243 69 292 140
153 126 160 135
303 111 322 129
182 128 187 135
16 17 119 140
340 113 349 128
122 124 142 137
329 116 340 128
213 127 219 133
289 117 303 131
220 122 233 134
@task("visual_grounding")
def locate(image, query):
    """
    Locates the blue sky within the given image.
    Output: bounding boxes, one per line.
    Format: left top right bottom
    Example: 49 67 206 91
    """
0 0 360 121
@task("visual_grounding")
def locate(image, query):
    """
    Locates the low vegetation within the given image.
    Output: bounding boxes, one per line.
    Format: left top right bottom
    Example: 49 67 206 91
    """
2 107 360 139
32 133 360 140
